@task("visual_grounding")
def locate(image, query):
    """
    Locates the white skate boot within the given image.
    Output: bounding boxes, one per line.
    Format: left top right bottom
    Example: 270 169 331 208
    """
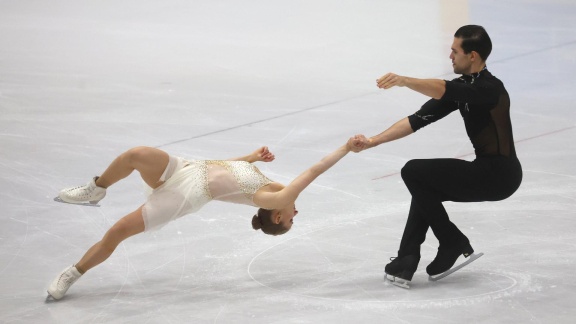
57 177 106 205
47 265 82 300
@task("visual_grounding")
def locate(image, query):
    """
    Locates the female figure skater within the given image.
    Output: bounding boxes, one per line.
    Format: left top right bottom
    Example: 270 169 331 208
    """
47 142 352 300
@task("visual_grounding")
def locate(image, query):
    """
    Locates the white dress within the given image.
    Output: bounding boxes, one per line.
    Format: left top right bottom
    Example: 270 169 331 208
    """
142 159 273 231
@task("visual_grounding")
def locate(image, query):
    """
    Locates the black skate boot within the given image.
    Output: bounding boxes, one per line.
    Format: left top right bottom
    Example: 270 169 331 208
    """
384 255 420 289
426 243 474 276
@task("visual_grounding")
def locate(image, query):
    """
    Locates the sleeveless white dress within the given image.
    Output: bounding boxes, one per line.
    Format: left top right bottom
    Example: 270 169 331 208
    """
142 159 273 231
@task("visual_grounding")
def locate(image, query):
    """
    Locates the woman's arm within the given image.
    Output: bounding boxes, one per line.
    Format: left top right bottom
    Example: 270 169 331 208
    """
229 146 275 163
254 144 351 209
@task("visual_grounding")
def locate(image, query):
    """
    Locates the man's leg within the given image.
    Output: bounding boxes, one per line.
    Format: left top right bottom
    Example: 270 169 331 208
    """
400 158 499 275
400 158 486 244
384 162 459 283
396 198 428 257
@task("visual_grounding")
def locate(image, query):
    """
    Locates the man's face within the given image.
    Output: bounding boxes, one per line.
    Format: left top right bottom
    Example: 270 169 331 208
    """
449 37 473 74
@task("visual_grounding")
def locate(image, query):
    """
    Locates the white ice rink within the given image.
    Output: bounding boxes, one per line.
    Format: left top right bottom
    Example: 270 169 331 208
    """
1 0 575 323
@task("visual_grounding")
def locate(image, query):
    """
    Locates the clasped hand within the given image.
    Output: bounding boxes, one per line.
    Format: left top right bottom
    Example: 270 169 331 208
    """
347 134 371 153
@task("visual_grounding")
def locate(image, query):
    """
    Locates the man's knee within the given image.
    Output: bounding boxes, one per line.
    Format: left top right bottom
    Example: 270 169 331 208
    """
401 159 425 182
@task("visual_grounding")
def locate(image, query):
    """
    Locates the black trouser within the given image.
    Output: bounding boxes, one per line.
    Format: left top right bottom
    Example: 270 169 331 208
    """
397 155 522 257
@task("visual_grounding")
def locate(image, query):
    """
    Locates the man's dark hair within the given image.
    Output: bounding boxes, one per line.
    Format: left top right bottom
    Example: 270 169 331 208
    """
454 25 492 61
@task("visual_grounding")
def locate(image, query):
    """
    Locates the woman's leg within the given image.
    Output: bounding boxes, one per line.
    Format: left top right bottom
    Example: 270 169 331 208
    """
96 146 170 189
75 206 146 273
47 206 146 299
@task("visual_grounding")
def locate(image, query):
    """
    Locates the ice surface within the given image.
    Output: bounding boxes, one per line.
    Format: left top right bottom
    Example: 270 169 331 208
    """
1 0 575 323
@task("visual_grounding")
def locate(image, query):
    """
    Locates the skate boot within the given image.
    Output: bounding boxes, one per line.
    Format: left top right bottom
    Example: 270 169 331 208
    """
384 255 420 289
427 242 478 279
47 265 82 300
58 177 106 205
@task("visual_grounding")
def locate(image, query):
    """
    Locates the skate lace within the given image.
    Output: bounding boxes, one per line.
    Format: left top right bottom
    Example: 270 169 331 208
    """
68 184 93 198
57 271 78 289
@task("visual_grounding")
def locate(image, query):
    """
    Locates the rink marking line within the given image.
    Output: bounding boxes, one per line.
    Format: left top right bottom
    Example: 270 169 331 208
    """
151 35 576 149
371 125 576 180
522 169 576 180
153 39 576 150
0 208 30 276
247 222 525 305
250 254 519 304
490 39 576 64
155 91 377 148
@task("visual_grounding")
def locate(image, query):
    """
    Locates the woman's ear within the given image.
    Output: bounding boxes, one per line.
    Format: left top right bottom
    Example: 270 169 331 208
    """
273 210 282 224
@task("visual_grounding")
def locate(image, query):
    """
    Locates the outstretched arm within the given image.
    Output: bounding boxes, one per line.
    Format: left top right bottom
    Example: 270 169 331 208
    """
349 117 414 152
377 73 446 100
229 146 275 163
254 143 351 209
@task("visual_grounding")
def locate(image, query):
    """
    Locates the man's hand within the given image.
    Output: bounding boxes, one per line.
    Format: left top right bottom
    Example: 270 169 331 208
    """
348 134 371 153
377 73 407 89
377 73 446 99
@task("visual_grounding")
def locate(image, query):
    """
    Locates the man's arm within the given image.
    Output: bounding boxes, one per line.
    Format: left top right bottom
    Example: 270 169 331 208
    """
349 117 414 152
368 117 414 147
377 73 446 100
441 80 500 105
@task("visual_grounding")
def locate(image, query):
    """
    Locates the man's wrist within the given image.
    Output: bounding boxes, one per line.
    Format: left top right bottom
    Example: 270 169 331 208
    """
368 137 377 148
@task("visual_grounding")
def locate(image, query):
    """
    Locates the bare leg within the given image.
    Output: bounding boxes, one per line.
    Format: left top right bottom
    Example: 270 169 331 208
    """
95 146 169 189
75 206 146 274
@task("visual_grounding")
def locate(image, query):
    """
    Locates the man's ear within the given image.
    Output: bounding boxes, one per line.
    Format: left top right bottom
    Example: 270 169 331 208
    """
470 50 480 62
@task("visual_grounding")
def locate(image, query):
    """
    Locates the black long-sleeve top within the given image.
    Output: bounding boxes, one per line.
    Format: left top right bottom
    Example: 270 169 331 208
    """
407 68 517 158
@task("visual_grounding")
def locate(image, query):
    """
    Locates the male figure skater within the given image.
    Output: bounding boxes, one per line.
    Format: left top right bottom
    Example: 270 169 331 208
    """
350 25 522 288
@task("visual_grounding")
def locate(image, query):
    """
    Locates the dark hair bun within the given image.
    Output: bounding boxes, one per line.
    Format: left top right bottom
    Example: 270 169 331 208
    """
251 215 262 230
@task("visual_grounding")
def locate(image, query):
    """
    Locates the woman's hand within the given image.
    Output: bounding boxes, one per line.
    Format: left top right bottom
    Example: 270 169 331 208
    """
252 146 275 162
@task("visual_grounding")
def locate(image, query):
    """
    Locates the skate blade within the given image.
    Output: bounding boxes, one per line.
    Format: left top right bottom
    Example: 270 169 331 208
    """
45 291 59 302
53 197 100 207
428 252 484 282
45 292 66 302
385 274 410 289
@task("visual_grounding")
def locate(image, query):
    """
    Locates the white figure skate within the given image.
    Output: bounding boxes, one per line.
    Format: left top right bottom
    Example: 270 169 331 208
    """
55 177 106 206
47 265 82 300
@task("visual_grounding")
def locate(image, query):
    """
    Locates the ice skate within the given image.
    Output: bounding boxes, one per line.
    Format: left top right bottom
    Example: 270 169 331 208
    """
384 255 420 289
428 252 484 281
47 265 82 300
56 177 106 206
427 243 483 281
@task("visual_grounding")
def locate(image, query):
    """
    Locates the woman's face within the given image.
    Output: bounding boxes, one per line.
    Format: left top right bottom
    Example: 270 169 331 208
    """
276 204 298 230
